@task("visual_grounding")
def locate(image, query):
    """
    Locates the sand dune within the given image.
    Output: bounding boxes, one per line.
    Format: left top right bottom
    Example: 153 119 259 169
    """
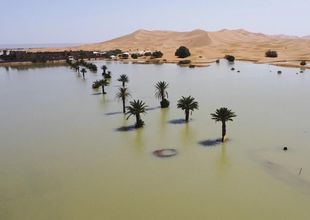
35 29 310 67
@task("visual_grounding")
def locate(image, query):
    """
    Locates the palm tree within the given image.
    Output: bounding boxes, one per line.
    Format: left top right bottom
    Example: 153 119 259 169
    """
211 107 237 142
81 68 87 79
126 99 148 128
116 87 131 113
99 79 109 94
74 65 80 73
177 96 199 122
155 81 170 108
105 71 112 79
101 65 107 76
118 74 129 87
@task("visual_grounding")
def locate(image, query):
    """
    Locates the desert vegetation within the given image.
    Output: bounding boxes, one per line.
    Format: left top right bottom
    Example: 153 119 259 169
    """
225 55 235 62
155 81 170 108
211 107 237 142
118 74 129 87
177 96 199 122
0 50 103 63
175 46 191 58
116 87 131 113
126 100 148 128
265 50 278 58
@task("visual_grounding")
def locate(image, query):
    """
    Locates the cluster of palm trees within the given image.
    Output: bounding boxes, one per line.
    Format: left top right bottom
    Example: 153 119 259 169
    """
67 58 98 79
92 65 237 142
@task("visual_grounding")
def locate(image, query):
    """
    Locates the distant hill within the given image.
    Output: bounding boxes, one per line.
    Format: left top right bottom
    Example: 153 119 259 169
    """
70 29 309 63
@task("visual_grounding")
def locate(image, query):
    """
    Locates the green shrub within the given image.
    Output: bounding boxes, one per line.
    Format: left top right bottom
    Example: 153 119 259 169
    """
178 60 191 65
160 99 170 108
175 46 191 58
131 53 139 59
225 55 235 62
265 50 278 58
151 51 163 58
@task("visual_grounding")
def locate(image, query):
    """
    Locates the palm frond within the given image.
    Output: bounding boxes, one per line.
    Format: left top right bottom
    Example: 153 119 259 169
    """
125 99 148 118
117 74 129 83
116 87 131 100
177 96 199 111
155 81 169 99
211 107 237 122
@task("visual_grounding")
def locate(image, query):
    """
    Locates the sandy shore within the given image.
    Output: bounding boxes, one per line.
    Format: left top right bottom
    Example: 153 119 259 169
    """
3 29 309 69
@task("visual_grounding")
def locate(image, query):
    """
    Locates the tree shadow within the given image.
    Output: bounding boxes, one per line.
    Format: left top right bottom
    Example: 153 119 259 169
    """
91 92 102 95
105 111 123 116
115 125 137 132
198 138 230 147
146 106 161 111
168 118 192 125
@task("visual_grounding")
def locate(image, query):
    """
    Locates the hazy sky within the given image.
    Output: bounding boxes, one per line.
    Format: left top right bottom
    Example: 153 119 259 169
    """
1 0 309 44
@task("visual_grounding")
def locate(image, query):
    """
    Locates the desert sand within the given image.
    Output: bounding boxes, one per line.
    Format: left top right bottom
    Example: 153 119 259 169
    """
31 29 310 68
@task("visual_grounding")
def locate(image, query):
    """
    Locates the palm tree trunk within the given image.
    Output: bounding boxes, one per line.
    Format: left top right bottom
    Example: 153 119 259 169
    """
221 121 226 142
102 85 105 94
135 114 141 127
185 110 189 122
122 82 125 87
122 98 126 113
82 73 85 79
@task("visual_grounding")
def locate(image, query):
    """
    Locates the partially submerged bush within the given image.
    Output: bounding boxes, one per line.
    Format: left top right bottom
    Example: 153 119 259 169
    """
225 55 235 62
160 99 170 108
151 51 163 58
265 50 278 58
92 80 101 89
131 53 139 59
300 60 307 66
175 46 191 58
135 119 145 128
178 60 191 65
121 53 129 59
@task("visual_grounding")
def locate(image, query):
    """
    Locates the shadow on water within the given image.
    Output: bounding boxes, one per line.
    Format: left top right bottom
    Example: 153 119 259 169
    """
168 118 192 125
91 92 102 96
198 138 230 147
105 111 123 116
146 106 161 111
115 125 137 132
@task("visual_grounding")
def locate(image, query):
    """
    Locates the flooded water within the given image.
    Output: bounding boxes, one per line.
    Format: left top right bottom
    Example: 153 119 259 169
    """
0 61 310 220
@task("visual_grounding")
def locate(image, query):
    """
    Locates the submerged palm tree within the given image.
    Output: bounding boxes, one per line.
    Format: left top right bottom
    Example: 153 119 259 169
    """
101 65 107 76
99 79 110 94
118 74 129 87
116 87 131 113
81 68 87 79
177 96 199 122
155 81 170 108
211 107 237 142
74 65 80 73
126 99 148 128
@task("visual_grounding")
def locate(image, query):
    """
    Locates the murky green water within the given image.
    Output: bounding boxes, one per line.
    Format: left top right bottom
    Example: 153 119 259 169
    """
0 61 310 220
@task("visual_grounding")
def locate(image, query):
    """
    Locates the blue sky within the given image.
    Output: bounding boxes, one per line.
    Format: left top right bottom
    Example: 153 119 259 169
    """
1 0 309 44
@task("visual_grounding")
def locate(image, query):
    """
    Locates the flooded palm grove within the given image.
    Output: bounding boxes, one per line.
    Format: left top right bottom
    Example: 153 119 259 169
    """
1 60 310 220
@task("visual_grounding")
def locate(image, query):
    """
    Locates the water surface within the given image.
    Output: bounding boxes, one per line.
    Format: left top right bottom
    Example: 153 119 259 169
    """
0 61 309 220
